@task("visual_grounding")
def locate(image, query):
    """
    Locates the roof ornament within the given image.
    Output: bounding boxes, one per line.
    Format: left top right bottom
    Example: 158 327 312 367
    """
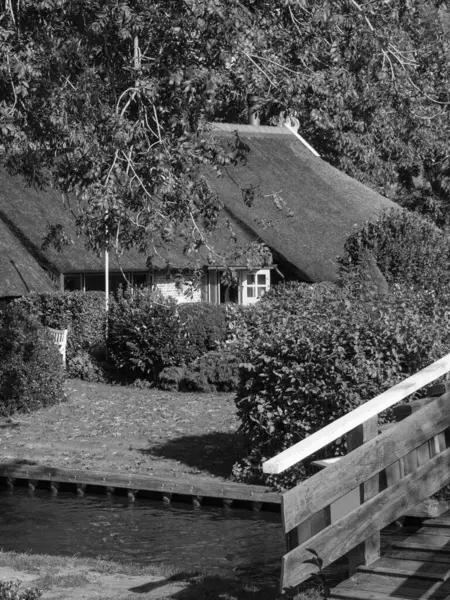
283 115 320 157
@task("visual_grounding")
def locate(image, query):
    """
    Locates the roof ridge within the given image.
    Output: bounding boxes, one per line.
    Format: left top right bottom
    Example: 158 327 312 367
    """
210 123 290 134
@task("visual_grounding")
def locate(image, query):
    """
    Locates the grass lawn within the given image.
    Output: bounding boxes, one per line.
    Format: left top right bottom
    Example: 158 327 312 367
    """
0 380 336 599
0 549 326 600
0 379 245 480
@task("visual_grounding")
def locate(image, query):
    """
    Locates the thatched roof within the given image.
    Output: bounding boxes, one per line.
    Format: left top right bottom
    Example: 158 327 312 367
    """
0 219 57 297
0 122 398 283
209 123 399 281
0 170 148 272
0 169 257 274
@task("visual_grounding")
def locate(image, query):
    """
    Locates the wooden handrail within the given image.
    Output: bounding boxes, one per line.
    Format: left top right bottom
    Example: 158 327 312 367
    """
282 447 450 588
263 351 450 475
280 392 450 589
281 393 450 533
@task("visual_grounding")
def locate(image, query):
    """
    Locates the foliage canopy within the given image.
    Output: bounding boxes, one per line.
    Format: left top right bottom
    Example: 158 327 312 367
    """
1 0 450 268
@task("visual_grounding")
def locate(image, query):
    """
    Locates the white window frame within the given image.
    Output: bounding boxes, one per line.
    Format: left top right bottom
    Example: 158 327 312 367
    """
242 269 271 305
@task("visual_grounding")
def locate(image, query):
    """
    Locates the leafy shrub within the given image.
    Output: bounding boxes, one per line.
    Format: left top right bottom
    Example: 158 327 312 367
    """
339 209 450 294
0 305 65 417
184 350 239 392
177 303 228 363
231 283 450 489
0 581 42 600
67 350 105 383
107 287 180 380
15 291 106 362
158 366 186 391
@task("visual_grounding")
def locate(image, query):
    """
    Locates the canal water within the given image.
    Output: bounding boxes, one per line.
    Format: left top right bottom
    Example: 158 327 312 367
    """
0 487 284 576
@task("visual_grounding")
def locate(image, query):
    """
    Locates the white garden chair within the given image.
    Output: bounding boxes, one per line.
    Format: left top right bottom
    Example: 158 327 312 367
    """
47 327 68 366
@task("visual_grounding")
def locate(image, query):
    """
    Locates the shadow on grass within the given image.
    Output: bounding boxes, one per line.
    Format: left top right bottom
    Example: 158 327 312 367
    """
2 458 38 465
129 571 280 600
139 431 247 478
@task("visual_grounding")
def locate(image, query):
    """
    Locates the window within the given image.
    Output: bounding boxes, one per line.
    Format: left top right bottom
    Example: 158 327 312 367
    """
64 274 82 291
84 273 105 291
132 272 149 287
219 270 239 304
243 269 270 304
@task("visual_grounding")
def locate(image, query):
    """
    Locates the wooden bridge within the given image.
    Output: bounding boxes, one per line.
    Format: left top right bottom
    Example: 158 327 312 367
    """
263 353 450 599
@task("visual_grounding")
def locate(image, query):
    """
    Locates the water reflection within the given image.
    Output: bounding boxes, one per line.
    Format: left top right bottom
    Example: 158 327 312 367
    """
0 488 284 575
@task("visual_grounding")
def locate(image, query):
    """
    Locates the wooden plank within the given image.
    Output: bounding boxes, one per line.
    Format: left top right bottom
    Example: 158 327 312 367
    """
347 417 380 573
417 527 450 537
403 500 449 519
330 589 416 600
386 548 450 565
282 394 450 532
0 463 280 504
422 515 450 529
396 533 450 546
342 571 450 592
358 558 450 580
263 354 450 475
280 446 450 589
331 578 450 600
392 540 450 553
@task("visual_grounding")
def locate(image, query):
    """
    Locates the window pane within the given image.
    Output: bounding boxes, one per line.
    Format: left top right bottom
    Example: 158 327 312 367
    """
85 274 105 291
110 272 130 292
133 273 148 287
247 274 255 285
257 287 265 297
257 274 266 285
247 287 255 298
64 274 82 291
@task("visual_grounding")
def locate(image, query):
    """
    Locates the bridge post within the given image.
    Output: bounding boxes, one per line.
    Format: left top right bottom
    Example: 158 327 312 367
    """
346 416 380 575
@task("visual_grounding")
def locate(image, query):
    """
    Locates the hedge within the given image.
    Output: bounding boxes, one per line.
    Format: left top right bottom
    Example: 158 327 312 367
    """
107 286 180 380
14 291 106 357
231 282 450 488
107 287 230 381
0 304 65 417
339 209 450 294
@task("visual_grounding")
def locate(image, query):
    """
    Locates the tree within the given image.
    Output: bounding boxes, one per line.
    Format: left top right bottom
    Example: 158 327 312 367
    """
0 0 273 273
214 0 450 225
1 0 450 269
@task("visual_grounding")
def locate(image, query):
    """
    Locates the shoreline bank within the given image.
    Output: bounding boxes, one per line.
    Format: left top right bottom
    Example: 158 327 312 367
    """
0 551 284 600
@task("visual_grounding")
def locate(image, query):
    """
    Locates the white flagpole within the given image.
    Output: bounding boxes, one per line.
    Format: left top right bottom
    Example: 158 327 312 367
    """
105 248 109 360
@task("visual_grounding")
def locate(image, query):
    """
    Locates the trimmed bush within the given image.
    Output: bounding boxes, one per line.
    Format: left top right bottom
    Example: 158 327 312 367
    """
15 291 106 361
231 283 450 489
0 305 65 417
184 350 239 392
107 287 180 380
339 209 450 294
67 349 105 383
159 366 187 391
177 303 228 363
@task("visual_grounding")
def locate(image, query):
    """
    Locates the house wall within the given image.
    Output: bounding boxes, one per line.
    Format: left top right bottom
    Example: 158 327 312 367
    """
61 268 272 305
153 273 202 303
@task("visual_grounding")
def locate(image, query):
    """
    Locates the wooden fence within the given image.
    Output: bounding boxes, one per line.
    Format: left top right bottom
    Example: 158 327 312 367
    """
262 353 450 591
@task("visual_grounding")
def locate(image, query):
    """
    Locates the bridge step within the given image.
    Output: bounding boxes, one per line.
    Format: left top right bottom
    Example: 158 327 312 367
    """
330 571 450 600
386 548 450 565
392 536 450 553
357 557 450 581
329 513 450 600
422 516 450 529
417 527 450 537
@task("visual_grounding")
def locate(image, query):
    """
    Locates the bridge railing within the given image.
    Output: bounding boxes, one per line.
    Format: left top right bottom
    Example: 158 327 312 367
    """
262 352 450 591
